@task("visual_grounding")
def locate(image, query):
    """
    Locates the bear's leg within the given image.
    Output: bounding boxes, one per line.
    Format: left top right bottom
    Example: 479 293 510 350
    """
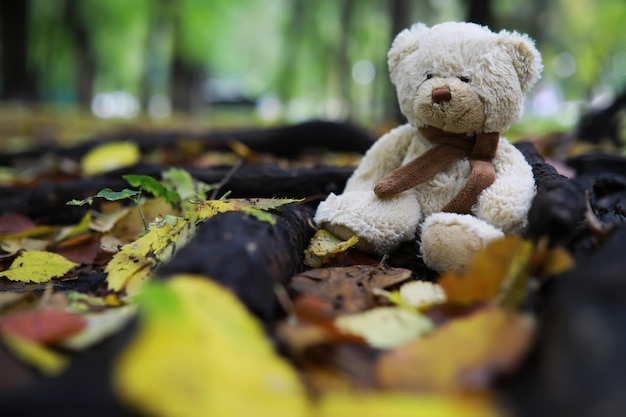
420 212 504 274
315 191 422 255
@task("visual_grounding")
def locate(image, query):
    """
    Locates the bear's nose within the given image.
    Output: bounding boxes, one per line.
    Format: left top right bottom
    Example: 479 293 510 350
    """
432 87 451 104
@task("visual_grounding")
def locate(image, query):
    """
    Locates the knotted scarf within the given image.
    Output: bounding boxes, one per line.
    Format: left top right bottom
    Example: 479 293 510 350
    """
373 126 499 214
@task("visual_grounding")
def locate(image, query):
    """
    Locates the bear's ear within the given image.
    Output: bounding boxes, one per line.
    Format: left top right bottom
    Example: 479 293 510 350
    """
498 30 543 92
388 23 429 83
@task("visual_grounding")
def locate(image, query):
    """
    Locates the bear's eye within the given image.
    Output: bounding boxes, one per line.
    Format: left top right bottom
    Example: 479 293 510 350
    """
459 76 470 83
426 74 433 80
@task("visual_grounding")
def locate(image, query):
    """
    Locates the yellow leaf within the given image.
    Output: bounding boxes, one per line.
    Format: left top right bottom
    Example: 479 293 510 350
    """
303 229 359 268
334 307 433 349
113 275 308 417
438 236 533 308
316 392 499 417
81 141 141 176
399 281 447 308
106 215 195 296
377 307 532 392
195 198 302 226
2 333 68 376
1 251 78 283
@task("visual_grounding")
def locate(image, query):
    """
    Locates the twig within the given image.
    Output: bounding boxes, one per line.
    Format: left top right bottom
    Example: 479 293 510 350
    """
209 158 244 200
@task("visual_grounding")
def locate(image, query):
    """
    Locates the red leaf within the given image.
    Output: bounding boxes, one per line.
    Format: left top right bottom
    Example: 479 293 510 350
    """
0 309 86 344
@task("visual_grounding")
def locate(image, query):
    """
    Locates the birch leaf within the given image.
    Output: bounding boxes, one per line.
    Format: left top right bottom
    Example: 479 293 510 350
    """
105 215 195 296
304 229 359 268
113 275 307 417
1 251 78 283
195 198 302 226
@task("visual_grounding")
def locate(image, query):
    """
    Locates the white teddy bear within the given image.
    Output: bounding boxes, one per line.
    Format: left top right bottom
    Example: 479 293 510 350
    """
315 21 543 273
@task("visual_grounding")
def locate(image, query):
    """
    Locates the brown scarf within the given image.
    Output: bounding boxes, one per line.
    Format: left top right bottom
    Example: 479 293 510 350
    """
373 126 499 214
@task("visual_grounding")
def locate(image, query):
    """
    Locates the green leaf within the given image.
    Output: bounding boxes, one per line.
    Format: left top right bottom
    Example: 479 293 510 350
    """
123 174 180 207
95 188 141 201
67 197 94 206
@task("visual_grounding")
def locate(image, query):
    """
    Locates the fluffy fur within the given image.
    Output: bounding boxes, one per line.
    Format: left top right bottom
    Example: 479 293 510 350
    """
315 21 542 273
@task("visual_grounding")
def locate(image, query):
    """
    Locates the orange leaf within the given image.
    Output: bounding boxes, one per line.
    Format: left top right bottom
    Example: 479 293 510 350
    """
377 307 532 392
1 309 87 344
438 236 532 307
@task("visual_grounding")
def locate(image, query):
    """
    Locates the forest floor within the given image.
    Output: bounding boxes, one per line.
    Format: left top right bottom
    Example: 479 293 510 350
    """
0 111 625 417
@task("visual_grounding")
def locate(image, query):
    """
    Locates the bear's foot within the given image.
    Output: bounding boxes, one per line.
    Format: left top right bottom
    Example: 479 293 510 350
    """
420 212 504 274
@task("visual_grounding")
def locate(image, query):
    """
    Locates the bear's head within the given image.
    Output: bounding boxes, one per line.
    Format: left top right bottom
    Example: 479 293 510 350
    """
388 21 542 134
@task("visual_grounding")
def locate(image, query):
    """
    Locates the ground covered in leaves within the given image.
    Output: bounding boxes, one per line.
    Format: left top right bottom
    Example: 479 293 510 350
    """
0 115 625 417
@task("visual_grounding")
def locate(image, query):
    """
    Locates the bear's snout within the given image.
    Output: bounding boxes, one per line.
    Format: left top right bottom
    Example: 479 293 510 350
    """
432 87 452 104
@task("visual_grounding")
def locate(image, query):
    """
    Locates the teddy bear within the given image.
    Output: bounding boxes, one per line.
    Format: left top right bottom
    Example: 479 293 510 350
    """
314 21 543 274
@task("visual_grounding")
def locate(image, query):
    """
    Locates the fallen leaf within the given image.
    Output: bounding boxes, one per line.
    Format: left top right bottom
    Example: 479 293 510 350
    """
109 198 176 243
89 207 131 233
1 251 78 283
0 309 86 344
60 306 136 351
195 198 302 226
315 392 499 417
106 215 196 296
377 307 532 392
335 307 433 349
291 265 412 314
81 141 141 176
2 333 68 376
113 275 308 417
0 213 36 234
438 236 533 308
50 233 102 265
399 281 447 308
0 238 49 256
304 229 360 268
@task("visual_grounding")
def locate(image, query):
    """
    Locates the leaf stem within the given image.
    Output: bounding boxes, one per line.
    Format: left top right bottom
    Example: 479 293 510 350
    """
133 191 149 230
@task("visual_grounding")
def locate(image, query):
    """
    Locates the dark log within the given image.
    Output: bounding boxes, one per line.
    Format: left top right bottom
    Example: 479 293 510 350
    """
156 203 316 321
499 225 626 417
0 164 353 224
515 141 587 247
0 120 374 166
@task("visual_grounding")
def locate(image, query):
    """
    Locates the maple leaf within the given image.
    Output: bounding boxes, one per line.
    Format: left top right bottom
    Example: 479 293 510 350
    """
438 236 533 308
376 307 532 392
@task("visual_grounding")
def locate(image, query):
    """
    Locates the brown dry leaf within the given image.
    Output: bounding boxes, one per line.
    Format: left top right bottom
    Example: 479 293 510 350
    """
438 236 533 308
0 213 36 234
110 198 176 243
315 392 499 417
49 233 102 265
377 307 532 392
291 265 412 314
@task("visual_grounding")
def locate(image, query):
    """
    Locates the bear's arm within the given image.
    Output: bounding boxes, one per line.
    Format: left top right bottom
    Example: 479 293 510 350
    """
473 138 536 235
343 124 416 192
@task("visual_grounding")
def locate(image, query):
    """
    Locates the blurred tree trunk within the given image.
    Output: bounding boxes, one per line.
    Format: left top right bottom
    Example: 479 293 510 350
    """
466 0 494 28
337 0 354 118
387 0 411 123
0 1 37 101
64 0 96 107
169 55 205 114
